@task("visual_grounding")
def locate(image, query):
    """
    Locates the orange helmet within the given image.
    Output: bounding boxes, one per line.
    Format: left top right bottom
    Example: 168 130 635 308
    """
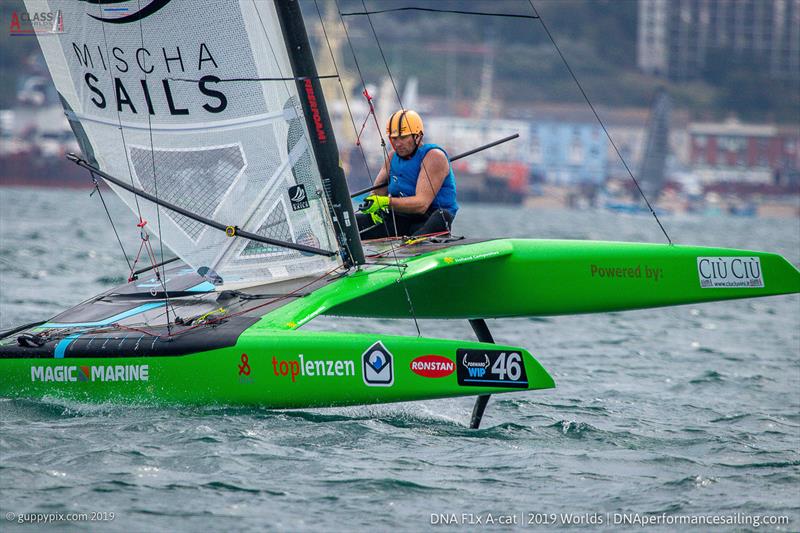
386 109 424 138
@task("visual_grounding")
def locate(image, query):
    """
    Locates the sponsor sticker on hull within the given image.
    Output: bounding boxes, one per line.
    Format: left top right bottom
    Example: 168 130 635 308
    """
456 349 528 388
272 355 355 382
31 365 149 383
410 355 455 378
362 341 393 387
697 257 763 288
238 353 253 384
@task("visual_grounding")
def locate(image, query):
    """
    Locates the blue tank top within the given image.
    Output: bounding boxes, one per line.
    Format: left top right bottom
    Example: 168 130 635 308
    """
387 143 459 215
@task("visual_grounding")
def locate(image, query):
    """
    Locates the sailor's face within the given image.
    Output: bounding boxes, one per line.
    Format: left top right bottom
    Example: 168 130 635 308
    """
391 134 419 157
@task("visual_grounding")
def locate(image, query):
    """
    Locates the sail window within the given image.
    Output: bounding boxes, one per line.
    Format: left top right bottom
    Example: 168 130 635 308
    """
130 144 246 242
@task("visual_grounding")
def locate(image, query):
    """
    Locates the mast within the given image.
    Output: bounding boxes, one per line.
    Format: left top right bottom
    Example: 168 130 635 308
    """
274 0 365 267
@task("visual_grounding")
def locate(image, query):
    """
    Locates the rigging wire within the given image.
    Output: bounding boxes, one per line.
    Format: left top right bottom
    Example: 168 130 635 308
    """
252 0 353 267
95 4 143 222
332 0 398 241
334 1 406 253
312 0 377 195
136 0 176 331
90 172 133 273
334 0 385 145
106 263 348 340
359 0 402 106
314 0 406 269
341 7 539 19
358 0 453 248
336 0 425 335
353 1 672 245
94 1 177 329
332 0 420 268
527 0 673 245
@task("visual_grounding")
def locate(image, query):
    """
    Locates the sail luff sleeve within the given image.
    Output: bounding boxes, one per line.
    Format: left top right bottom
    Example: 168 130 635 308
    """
273 0 366 267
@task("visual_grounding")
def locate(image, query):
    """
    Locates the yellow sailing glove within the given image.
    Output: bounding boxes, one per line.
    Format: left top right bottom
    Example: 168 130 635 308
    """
362 195 390 225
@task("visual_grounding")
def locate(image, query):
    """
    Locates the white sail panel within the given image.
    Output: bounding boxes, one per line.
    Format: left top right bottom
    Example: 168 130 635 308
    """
25 0 341 286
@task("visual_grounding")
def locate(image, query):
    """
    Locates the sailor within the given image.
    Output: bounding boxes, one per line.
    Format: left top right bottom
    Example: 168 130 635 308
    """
357 109 459 239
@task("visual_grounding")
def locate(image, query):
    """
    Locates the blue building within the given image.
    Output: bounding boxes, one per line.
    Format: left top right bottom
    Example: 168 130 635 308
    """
425 113 609 187
529 122 607 185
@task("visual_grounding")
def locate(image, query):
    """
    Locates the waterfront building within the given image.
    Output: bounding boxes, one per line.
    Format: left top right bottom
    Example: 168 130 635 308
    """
688 118 799 185
638 0 800 81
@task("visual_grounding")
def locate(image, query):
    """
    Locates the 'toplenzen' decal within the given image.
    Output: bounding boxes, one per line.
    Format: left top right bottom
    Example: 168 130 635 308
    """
272 355 355 382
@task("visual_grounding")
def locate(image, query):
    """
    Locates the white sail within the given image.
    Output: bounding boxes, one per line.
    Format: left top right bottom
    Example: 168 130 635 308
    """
25 0 342 286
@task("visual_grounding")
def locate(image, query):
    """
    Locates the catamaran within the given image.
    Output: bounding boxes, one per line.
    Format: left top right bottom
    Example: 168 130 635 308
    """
1 0 798 428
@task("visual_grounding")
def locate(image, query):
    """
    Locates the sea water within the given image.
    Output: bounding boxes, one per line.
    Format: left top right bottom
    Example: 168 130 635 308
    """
0 188 798 532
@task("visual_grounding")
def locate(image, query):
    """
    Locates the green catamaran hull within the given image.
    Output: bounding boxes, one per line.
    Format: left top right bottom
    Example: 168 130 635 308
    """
1 239 797 407
272 238 800 323
1 332 554 407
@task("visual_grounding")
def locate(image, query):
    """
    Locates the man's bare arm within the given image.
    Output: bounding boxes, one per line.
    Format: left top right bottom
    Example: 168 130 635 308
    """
388 149 449 214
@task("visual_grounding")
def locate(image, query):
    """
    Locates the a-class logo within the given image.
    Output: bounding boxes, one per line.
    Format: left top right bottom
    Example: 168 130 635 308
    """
79 0 172 24
410 355 455 378
9 10 64 35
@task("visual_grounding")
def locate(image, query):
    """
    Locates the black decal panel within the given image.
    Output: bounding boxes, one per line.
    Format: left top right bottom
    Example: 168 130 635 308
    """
456 349 528 388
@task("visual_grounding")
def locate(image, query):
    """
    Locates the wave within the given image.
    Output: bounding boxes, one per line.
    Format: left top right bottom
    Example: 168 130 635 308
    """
321 477 450 494
689 370 726 384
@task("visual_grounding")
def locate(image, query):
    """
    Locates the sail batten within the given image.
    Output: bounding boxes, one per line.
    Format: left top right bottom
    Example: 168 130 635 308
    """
26 0 344 286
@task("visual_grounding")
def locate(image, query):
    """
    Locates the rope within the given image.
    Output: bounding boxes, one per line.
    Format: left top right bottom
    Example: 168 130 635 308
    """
95 1 177 329
110 263 348 339
44 263 348 343
360 0 402 105
355 88 376 146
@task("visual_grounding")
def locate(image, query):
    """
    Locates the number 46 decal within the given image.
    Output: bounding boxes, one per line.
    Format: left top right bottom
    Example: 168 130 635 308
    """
456 349 529 388
491 352 522 381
